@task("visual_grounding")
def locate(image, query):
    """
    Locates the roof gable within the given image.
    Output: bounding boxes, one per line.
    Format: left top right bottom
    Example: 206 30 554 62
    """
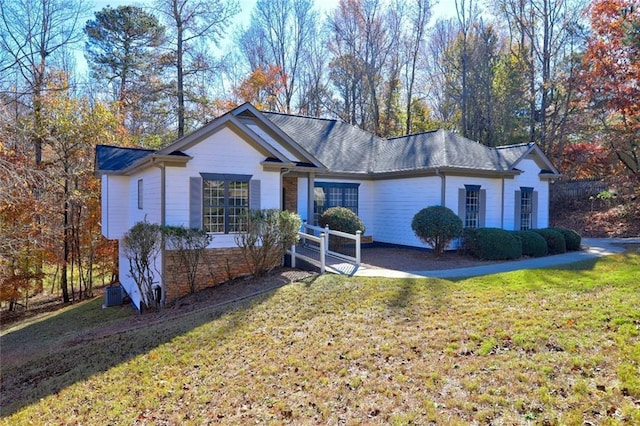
263 112 383 173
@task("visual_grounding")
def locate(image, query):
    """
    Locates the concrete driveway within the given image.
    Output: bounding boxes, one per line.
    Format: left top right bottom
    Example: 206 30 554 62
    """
346 238 639 279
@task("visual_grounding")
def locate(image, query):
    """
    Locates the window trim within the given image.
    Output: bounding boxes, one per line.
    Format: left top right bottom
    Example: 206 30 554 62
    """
313 182 360 225
464 184 481 228
519 186 534 230
200 173 251 234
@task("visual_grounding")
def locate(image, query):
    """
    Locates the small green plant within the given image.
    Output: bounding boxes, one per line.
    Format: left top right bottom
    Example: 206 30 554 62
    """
512 230 548 257
411 206 463 256
319 207 366 253
319 207 365 234
235 209 301 277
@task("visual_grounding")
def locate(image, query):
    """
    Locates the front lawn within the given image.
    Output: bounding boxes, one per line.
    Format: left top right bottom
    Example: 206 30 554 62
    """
1 251 639 425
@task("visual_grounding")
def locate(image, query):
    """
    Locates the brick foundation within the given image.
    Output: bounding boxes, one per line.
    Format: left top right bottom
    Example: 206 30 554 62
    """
163 247 252 304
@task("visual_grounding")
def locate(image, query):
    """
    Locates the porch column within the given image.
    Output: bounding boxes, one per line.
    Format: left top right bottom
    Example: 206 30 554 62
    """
307 172 315 224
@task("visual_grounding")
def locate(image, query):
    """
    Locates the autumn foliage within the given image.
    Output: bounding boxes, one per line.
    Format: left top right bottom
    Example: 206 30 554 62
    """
578 0 640 177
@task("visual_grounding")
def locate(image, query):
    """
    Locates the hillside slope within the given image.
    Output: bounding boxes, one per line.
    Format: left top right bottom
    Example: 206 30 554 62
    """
550 196 640 237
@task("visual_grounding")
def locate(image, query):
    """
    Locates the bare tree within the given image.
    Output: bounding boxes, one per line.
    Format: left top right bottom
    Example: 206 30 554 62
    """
403 0 432 134
494 0 585 153
155 0 239 138
327 0 398 134
0 0 89 164
238 0 317 114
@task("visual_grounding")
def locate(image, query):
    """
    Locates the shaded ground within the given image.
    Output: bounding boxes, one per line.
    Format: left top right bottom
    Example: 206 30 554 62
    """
361 246 501 271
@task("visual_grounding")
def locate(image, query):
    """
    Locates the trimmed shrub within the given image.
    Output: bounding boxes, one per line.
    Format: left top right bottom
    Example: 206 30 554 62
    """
235 209 302 277
411 206 463 256
319 207 365 234
319 207 365 253
549 227 582 251
532 228 567 254
513 230 548 258
463 227 522 260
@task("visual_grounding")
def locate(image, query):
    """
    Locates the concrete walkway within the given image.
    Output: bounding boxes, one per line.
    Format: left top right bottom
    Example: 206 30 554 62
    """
336 238 640 280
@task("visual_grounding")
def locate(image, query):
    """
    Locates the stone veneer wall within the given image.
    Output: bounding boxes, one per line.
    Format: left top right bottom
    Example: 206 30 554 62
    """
163 247 251 304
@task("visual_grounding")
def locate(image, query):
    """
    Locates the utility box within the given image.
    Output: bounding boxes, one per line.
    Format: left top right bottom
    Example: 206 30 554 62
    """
104 285 123 307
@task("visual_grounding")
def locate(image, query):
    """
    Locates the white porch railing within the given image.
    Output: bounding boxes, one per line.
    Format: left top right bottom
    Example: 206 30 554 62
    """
288 223 361 273
288 231 326 273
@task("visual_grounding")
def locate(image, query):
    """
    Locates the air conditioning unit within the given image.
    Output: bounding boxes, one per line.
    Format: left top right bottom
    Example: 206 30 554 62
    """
104 285 123 307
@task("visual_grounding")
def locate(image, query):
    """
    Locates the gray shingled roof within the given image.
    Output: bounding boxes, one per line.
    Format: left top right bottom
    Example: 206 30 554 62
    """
263 112 383 173
95 145 154 172
264 113 533 175
95 109 540 176
380 131 533 173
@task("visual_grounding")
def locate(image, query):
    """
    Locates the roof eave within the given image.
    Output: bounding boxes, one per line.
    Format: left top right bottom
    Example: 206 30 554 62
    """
121 153 192 175
236 105 326 169
260 160 328 173
371 167 522 179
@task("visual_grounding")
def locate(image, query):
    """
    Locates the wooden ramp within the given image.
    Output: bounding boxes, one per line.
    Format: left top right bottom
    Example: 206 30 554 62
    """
289 245 360 276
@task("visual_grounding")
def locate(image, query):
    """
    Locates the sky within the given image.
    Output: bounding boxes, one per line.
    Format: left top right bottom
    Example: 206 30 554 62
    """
89 0 459 28
80 0 458 76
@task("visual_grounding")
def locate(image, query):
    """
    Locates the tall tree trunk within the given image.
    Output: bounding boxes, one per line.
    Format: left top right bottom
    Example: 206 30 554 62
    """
61 174 70 303
174 2 185 138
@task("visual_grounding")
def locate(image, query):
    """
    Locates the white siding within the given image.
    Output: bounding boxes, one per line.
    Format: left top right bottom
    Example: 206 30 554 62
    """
505 157 549 229
372 176 442 247
129 168 162 226
445 175 503 228
165 126 281 248
102 175 130 240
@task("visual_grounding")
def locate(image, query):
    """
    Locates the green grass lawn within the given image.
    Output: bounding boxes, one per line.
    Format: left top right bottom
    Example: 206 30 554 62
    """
1 252 639 425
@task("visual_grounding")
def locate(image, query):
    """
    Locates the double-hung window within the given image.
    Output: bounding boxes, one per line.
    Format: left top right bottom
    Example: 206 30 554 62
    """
201 173 250 233
464 185 480 228
519 187 533 230
313 182 359 225
458 184 486 228
514 187 538 230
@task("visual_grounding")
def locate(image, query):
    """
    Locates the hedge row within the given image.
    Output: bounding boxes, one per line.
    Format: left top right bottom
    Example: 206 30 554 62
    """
463 226 581 260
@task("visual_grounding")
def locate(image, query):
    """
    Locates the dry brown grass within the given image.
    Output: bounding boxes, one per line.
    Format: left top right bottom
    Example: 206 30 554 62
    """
1 252 639 425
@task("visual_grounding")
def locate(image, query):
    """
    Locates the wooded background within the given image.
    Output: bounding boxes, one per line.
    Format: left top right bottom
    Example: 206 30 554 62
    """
1 0 638 310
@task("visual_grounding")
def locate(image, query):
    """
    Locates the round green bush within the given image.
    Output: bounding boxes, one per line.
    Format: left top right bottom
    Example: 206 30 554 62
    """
463 228 522 260
549 227 581 251
513 230 548 257
319 207 365 234
532 228 567 254
411 206 463 256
